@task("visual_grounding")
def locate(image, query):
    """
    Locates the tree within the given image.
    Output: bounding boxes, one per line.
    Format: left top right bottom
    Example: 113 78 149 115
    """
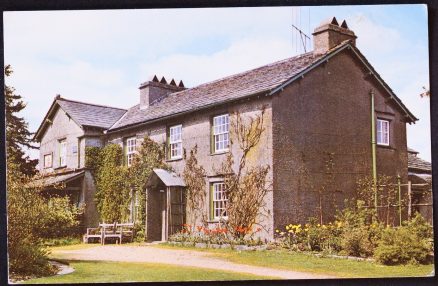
220 107 271 239
4 65 38 175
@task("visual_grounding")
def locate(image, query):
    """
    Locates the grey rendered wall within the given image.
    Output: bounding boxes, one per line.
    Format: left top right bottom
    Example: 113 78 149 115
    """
39 107 83 172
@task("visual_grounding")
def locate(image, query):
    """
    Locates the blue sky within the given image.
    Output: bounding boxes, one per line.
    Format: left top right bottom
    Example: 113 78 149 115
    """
3 4 430 161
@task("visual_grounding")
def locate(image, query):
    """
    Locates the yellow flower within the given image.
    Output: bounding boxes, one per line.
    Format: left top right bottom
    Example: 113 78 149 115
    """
286 225 290 230
322 225 327 229
304 228 309 232
296 229 301 233
288 230 294 233
317 224 321 227
275 229 280 233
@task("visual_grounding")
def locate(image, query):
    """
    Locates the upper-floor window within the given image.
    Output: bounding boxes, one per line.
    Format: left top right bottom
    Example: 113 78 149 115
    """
126 137 136 166
377 119 390 146
59 139 67 167
211 182 228 220
44 153 53 168
169 124 182 159
212 114 229 153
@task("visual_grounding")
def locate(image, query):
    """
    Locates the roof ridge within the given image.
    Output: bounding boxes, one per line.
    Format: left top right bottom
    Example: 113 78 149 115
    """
57 97 127 111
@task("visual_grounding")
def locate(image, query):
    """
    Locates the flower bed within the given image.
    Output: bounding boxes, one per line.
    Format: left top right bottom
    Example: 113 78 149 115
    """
168 224 264 248
167 241 267 251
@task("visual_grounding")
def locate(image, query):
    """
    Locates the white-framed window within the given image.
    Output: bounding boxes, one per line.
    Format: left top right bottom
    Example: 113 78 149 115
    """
377 119 390 146
169 124 182 159
212 182 228 220
126 137 136 167
213 114 229 153
59 139 67 167
43 153 53 168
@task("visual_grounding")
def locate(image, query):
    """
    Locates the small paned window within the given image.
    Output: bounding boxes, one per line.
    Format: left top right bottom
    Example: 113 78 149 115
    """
44 153 52 168
212 114 229 153
377 119 390 146
59 140 67 167
169 125 182 159
212 182 228 220
126 137 136 167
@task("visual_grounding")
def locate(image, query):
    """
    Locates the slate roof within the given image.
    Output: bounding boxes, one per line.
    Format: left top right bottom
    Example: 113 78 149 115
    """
57 98 126 129
408 152 432 174
146 168 186 187
109 41 417 131
29 170 85 188
34 97 126 141
109 50 324 131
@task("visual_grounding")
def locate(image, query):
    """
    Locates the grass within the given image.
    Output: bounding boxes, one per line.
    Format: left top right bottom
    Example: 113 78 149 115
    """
157 244 435 278
23 260 273 284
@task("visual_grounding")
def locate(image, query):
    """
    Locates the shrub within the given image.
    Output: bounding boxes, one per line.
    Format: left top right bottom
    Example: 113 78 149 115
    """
374 226 432 265
7 165 56 277
38 196 83 239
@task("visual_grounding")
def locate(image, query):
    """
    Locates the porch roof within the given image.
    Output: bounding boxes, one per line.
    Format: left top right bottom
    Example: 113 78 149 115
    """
29 170 85 188
146 169 186 187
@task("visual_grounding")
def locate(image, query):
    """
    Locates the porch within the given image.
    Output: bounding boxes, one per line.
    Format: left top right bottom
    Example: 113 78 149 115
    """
145 168 186 242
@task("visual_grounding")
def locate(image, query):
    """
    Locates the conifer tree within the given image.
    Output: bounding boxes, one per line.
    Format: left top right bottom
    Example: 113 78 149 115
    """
4 65 38 175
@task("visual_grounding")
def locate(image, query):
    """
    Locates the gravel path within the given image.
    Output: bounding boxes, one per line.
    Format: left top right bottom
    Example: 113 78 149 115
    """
54 245 334 280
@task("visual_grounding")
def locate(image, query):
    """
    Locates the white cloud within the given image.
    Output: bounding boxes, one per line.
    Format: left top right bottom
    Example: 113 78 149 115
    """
140 37 293 87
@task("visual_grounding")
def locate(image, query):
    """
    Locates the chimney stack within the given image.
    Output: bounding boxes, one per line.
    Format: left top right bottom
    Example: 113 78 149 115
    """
139 75 186 110
312 17 357 54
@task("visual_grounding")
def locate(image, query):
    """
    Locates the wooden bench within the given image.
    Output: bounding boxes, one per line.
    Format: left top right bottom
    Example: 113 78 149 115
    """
83 222 135 245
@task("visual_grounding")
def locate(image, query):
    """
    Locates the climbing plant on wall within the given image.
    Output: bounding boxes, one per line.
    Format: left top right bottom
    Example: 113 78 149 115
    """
183 145 207 229
86 136 169 226
220 106 271 239
87 144 130 223
127 136 169 225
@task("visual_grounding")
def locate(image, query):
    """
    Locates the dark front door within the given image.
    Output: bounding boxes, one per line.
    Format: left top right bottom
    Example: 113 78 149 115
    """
169 187 186 236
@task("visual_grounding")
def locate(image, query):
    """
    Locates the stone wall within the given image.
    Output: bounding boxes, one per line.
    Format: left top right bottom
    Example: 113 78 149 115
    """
271 48 409 229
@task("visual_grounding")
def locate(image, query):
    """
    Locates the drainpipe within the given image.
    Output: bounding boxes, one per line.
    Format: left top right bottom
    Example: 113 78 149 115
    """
370 90 378 212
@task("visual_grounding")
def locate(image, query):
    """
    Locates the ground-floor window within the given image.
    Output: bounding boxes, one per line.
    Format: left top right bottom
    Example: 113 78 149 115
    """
211 182 228 220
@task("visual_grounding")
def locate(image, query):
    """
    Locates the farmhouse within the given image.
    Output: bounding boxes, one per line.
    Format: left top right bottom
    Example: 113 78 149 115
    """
34 17 420 241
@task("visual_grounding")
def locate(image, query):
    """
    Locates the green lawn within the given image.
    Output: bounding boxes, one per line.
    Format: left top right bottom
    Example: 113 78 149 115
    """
23 260 273 284
157 244 435 278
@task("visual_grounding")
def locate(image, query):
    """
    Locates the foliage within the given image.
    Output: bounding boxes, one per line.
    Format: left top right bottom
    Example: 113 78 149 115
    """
38 196 83 239
92 144 130 223
335 201 383 257
88 136 168 236
374 226 432 265
4 65 38 176
168 224 263 246
356 175 405 225
183 145 207 229
7 163 54 277
404 212 434 241
221 107 270 239
128 136 169 226
43 237 82 247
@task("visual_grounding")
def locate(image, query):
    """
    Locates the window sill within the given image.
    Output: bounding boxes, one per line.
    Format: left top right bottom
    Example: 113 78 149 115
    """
377 144 395 150
207 219 228 224
166 157 183 162
210 150 229 156
54 165 67 170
